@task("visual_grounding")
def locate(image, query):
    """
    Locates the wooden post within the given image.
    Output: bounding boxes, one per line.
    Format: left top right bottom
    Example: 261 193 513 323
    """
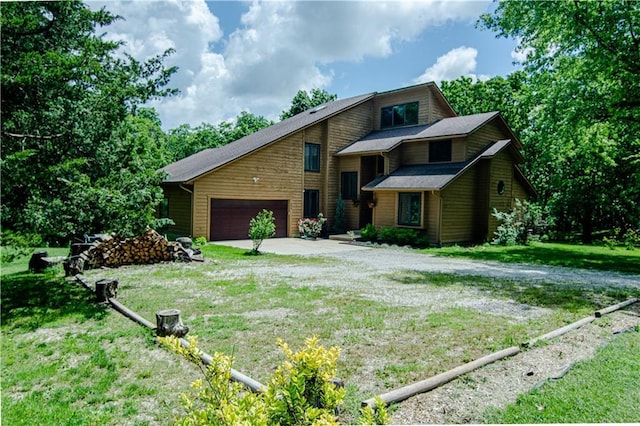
28 251 49 273
156 309 189 337
95 278 118 302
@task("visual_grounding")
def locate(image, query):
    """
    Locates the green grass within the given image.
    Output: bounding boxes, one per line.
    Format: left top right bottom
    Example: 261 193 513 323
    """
2 243 638 425
483 327 640 423
423 242 640 274
391 271 640 313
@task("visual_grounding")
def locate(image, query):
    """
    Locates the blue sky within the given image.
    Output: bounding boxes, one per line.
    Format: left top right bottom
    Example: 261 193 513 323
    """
92 1 523 129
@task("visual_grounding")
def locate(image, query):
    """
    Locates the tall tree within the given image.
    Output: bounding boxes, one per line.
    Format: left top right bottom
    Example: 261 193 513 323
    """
166 112 273 163
1 1 177 242
280 88 337 120
480 0 640 242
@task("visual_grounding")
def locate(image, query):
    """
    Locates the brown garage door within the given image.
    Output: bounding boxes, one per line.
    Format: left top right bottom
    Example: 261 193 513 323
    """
210 199 288 241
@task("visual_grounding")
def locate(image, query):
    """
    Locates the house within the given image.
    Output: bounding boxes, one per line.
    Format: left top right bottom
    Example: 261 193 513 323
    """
160 82 536 245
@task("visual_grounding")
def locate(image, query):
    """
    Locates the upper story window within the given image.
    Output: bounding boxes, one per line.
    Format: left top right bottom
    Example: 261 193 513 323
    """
429 140 452 163
381 102 419 128
304 143 320 172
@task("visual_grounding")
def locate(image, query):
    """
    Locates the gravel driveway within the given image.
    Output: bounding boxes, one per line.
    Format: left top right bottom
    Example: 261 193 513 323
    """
217 238 640 290
215 238 640 424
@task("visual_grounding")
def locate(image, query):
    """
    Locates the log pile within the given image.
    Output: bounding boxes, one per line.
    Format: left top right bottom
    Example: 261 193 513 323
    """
65 230 201 273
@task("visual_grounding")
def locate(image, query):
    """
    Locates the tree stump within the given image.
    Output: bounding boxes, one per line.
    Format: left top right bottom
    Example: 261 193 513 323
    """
64 255 85 276
155 309 189 337
28 251 49 273
95 278 118 302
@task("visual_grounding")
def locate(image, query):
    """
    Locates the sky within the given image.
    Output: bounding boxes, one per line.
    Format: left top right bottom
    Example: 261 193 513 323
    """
89 0 524 130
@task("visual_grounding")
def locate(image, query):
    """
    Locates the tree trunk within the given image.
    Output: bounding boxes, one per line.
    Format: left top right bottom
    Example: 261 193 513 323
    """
582 203 594 244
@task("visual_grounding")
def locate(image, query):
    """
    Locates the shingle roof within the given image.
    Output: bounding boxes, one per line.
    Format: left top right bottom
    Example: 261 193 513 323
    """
337 111 500 156
363 139 512 191
162 92 375 183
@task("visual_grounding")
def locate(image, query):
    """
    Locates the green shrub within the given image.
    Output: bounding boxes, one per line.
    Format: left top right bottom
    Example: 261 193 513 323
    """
249 209 276 254
360 223 378 242
491 199 544 246
333 197 346 234
360 397 392 425
378 227 418 246
192 236 207 247
159 335 389 425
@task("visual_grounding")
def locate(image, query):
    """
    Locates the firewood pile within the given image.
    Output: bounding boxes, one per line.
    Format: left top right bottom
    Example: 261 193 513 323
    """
64 229 202 275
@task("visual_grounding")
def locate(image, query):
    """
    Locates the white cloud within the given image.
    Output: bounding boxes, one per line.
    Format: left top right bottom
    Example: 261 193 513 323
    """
413 46 482 84
91 1 490 129
511 46 534 64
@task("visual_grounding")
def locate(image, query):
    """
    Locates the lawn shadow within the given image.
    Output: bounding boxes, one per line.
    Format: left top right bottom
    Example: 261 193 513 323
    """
1 270 108 331
392 271 640 313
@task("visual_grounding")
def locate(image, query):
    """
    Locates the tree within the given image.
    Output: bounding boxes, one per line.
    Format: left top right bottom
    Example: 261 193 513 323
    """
479 0 640 242
280 88 337 120
1 1 177 242
166 112 273 163
248 209 276 254
440 72 530 138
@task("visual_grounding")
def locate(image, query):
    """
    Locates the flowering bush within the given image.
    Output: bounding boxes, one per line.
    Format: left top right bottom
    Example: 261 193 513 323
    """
298 213 326 238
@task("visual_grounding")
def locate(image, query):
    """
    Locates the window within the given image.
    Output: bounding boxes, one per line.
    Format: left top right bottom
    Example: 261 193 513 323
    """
381 102 419 128
304 189 320 218
341 172 358 201
398 192 421 226
429 140 452 163
304 143 320 172
158 197 169 218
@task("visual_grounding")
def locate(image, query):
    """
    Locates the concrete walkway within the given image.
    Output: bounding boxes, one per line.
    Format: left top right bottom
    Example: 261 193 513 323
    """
213 237 372 256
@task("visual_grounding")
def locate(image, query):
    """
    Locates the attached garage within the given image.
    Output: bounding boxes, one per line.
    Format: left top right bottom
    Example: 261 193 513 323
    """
210 199 288 241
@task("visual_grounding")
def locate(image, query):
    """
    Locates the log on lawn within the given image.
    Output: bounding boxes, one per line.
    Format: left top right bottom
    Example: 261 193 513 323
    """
362 346 521 408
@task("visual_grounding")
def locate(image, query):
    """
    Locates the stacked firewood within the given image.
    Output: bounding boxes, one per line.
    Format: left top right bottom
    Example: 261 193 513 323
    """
65 230 201 275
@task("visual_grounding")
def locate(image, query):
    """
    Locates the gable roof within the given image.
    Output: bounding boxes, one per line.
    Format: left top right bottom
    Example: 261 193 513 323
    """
162 92 374 183
362 139 514 191
336 111 502 156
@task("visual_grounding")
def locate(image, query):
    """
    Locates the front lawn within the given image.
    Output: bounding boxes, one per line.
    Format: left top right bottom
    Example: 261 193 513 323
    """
423 241 640 274
2 243 638 424
483 327 640 423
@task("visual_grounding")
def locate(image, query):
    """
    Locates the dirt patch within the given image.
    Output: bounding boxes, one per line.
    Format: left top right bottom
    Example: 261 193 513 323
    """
390 309 640 424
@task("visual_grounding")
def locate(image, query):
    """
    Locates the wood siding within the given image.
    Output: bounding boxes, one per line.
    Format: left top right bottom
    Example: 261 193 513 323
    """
512 176 529 202
451 138 466 162
386 150 402 173
372 85 457 130
425 191 441 244
303 123 326 210
400 141 428 165
466 121 504 160
329 101 373 229
162 184 192 237
192 133 304 239
372 191 396 228
487 151 515 238
338 156 361 230
440 168 482 243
